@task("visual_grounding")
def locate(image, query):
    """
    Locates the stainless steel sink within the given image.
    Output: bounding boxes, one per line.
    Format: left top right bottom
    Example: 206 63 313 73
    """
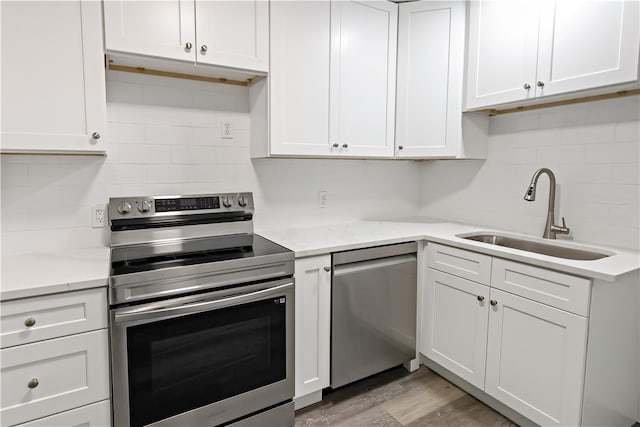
462 234 610 261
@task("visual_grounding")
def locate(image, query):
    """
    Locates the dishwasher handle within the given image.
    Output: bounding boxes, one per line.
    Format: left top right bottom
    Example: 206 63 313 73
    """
332 254 416 277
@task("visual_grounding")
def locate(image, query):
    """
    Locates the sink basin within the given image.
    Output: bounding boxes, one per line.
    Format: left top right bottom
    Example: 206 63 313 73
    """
461 234 611 261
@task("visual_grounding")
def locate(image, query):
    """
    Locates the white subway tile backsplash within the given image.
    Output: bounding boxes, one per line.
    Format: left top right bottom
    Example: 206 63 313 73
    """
108 123 146 143
537 144 585 164
612 164 640 185
117 144 171 164
561 123 616 145
145 125 194 145
615 121 640 142
147 165 195 183
585 142 640 163
1 163 28 183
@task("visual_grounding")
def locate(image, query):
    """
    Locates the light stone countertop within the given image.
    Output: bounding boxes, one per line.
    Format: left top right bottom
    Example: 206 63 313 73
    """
1 247 110 301
259 217 640 282
2 218 638 302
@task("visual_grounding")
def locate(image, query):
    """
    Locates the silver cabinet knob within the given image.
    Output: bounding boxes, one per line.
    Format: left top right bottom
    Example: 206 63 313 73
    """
28 378 39 389
238 196 247 207
201 45 208 53
332 143 339 148
117 202 132 214
222 196 232 208
477 296 485 302
91 132 101 140
490 299 498 306
185 42 193 50
323 266 331 272
523 83 531 90
342 144 348 148
398 145 404 150
24 317 36 327
137 200 152 213
537 81 545 87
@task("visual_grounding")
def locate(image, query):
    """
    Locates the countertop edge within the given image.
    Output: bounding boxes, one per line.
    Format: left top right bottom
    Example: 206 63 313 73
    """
0 277 108 302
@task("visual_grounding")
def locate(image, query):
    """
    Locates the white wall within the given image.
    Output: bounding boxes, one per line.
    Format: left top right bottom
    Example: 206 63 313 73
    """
419 95 640 251
0 71 421 255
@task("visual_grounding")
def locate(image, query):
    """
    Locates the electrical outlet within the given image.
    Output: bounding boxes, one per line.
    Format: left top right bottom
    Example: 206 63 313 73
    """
221 121 234 139
318 191 328 208
92 205 106 228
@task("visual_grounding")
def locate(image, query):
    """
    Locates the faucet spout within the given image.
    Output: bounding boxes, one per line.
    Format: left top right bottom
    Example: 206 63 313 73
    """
523 168 569 239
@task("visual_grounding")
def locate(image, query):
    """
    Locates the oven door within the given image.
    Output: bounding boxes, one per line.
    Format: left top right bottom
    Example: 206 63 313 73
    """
110 279 294 427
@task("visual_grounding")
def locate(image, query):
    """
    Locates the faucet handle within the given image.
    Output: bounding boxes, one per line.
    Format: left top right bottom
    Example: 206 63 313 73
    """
551 217 570 236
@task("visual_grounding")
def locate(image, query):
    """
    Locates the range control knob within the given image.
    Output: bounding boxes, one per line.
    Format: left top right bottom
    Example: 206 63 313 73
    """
238 195 248 207
137 200 153 213
222 196 232 208
117 202 132 215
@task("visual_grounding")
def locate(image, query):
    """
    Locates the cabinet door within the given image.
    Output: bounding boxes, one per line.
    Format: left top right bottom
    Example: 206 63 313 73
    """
294 256 331 399
536 0 640 97
1 0 106 154
485 289 588 426
270 0 331 156
330 0 397 157
422 269 489 389
103 0 195 62
465 0 540 110
14 400 111 427
396 1 465 158
1 330 110 426
195 0 268 72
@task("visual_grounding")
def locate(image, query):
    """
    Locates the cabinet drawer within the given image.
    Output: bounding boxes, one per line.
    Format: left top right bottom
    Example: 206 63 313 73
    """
491 258 591 316
426 243 492 284
1 329 110 426
1 288 107 348
14 400 111 427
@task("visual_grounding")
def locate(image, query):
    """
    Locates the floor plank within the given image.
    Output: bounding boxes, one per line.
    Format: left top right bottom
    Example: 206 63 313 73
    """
295 366 518 427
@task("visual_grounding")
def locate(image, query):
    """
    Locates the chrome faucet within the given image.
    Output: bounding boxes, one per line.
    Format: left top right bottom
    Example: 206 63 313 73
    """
524 168 570 239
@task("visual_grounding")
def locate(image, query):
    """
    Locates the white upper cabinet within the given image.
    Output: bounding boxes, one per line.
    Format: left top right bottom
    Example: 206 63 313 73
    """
466 0 640 110
262 0 397 158
103 0 195 62
103 0 268 73
536 0 640 97
396 0 487 159
1 0 106 154
269 0 331 156
195 1 268 71
329 0 397 157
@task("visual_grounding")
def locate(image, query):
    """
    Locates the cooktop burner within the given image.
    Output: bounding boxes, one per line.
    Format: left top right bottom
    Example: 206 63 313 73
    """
111 234 290 276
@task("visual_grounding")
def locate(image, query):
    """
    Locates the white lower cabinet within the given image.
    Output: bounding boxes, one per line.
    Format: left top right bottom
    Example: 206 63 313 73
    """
294 255 331 406
422 269 489 389
0 288 110 427
485 288 588 426
423 244 591 426
14 400 111 427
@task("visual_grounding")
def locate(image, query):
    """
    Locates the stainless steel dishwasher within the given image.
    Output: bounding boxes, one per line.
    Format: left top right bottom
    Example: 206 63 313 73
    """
331 242 417 388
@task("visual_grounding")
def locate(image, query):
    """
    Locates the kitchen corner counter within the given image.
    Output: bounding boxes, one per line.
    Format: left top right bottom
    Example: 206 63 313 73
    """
1 247 110 301
259 218 640 282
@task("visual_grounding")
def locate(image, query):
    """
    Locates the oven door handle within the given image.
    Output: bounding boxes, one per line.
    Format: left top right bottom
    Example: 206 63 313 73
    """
113 280 293 324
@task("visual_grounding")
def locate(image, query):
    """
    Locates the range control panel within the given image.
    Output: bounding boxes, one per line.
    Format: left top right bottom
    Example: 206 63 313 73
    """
108 192 254 222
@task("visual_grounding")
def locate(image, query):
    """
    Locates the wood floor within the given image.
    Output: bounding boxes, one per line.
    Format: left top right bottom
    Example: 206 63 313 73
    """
295 366 518 427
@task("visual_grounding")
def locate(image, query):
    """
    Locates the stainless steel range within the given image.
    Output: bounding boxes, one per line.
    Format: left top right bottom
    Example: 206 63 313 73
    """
107 192 295 427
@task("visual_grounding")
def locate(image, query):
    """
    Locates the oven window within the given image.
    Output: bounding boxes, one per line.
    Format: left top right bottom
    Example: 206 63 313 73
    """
126 297 287 427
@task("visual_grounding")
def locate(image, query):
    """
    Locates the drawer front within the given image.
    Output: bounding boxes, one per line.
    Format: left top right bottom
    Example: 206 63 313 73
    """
426 243 492 284
1 288 107 348
1 329 110 426
491 258 591 316
14 400 111 427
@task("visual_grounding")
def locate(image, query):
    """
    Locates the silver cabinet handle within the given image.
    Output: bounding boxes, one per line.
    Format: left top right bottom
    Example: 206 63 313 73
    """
28 378 39 389
477 295 485 302
91 132 101 140
490 299 498 306
24 317 36 327
201 45 208 53
523 83 531 90
185 42 192 50
323 266 331 272
537 81 545 87
332 143 339 148
342 144 348 148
